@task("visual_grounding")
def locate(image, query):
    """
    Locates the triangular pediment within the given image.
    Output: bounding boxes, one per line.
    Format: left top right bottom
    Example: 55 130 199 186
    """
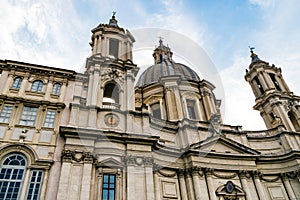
190 136 259 155
97 157 123 168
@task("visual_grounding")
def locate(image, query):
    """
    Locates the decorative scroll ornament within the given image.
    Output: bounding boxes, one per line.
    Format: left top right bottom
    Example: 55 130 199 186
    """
101 68 124 84
122 155 153 167
157 169 177 178
61 149 94 163
212 171 237 179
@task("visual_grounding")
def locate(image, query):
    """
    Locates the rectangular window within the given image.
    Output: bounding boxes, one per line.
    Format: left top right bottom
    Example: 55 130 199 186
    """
19 107 38 126
0 105 13 123
109 38 119 58
26 170 43 200
187 100 197 119
102 174 115 200
151 103 161 119
43 110 56 128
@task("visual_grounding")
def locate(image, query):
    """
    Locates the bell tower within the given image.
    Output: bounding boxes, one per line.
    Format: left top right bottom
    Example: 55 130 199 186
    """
245 48 300 131
84 13 138 110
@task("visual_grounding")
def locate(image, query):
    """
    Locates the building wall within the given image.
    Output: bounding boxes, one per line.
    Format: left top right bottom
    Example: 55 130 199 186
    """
0 60 76 200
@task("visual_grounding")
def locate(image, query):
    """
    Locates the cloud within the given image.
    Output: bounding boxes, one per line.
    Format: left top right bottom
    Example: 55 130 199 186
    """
219 55 266 130
0 0 90 69
219 0 300 129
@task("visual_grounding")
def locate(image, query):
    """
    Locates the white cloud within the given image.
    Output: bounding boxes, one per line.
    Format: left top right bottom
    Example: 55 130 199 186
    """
0 0 90 70
219 55 266 130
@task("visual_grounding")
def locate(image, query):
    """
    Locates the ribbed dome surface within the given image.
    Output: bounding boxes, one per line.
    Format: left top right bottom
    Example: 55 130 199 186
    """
136 60 201 87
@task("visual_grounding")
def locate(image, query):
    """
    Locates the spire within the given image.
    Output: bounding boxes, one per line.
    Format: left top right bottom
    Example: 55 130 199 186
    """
249 46 260 63
109 11 118 27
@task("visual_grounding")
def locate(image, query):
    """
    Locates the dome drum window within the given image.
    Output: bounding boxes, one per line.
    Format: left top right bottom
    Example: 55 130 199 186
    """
150 103 162 119
186 99 197 120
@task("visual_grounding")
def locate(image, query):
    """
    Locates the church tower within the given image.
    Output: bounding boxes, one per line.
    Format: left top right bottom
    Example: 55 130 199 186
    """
245 48 300 131
87 12 137 110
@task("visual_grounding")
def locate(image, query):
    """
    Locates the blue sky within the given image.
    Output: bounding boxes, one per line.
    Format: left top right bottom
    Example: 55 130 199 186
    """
1 0 300 130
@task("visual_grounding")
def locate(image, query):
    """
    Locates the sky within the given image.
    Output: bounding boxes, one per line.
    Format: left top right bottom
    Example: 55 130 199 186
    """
1 0 300 130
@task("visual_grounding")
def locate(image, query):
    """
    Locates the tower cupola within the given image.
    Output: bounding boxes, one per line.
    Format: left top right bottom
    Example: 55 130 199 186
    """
152 39 173 64
89 13 135 61
245 48 300 132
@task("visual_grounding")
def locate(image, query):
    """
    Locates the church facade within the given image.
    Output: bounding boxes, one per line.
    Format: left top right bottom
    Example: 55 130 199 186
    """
0 15 300 200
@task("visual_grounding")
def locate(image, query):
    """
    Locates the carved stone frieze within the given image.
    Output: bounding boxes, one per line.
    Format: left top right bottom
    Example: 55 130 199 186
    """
61 149 94 163
122 155 154 167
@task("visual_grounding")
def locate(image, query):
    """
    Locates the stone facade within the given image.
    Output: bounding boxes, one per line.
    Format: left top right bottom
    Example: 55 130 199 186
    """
0 15 300 200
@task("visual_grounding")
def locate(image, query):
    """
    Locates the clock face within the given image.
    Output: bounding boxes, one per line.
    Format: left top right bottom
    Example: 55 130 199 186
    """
104 114 119 127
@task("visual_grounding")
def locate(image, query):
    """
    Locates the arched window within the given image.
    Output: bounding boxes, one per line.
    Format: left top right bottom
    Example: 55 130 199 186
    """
253 76 264 95
288 111 300 131
269 73 281 91
52 83 61 95
0 154 44 200
31 80 43 93
11 77 23 90
103 83 119 104
0 154 26 199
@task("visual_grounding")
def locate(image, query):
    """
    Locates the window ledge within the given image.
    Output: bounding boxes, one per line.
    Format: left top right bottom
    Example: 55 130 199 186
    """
50 94 60 99
9 88 19 93
25 91 45 96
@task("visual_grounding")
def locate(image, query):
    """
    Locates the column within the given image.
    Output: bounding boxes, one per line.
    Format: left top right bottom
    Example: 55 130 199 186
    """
58 80 67 102
185 172 195 200
257 72 268 90
2 73 13 95
91 66 100 105
240 171 252 200
164 88 175 120
19 73 29 96
45 78 53 100
253 171 267 200
173 87 183 119
39 169 49 200
282 174 297 200
262 72 273 88
57 162 72 200
145 162 155 200
202 91 214 118
178 170 188 200
206 169 217 200
116 170 122 200
80 162 93 200
86 68 94 106
153 171 160 200
192 168 202 200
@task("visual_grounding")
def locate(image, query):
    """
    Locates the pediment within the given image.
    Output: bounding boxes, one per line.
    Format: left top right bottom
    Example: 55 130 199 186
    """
97 157 123 168
190 136 259 155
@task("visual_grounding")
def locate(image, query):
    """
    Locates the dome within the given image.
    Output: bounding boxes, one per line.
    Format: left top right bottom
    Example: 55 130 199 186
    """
136 60 201 87
136 39 201 87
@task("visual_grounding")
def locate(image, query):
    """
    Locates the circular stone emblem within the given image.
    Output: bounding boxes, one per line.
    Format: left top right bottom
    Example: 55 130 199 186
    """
104 114 119 127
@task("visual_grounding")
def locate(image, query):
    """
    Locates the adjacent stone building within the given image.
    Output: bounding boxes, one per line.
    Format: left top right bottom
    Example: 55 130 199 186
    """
1 14 300 200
